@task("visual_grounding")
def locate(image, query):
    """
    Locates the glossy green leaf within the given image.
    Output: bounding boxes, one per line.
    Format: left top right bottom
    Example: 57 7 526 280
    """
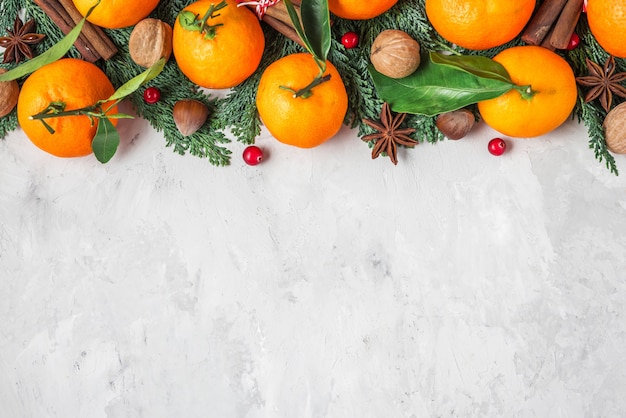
92 118 120 164
369 56 516 116
0 1 102 82
107 58 166 102
284 0 311 52
0 19 87 82
300 0 331 63
429 52 513 84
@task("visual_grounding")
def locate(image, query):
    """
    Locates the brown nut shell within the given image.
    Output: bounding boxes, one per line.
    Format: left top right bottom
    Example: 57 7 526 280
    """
129 18 173 68
370 29 421 79
173 99 209 137
0 69 20 117
603 102 626 154
436 109 475 140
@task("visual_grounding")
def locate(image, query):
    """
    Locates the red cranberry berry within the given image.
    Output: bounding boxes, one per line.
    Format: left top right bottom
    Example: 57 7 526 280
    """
488 138 507 156
341 32 359 49
143 87 161 104
566 33 580 50
243 145 264 165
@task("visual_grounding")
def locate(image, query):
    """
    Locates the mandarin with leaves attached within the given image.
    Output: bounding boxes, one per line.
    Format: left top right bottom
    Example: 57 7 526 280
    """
256 53 348 148
17 58 118 158
172 0 264 89
477 46 577 138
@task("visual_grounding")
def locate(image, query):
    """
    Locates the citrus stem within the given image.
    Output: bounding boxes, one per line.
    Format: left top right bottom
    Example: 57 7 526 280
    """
513 84 535 100
178 0 228 39
280 74 331 99
29 101 111 134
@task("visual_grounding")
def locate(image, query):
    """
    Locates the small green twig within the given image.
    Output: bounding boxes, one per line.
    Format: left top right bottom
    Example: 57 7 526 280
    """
178 0 228 40
280 73 332 99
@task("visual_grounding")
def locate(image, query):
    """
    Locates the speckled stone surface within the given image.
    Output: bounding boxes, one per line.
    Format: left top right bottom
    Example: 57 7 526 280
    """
1 115 626 418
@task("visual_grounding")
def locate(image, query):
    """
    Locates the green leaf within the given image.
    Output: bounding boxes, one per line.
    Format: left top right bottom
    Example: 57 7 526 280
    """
0 0 102 82
92 118 120 163
369 56 516 116
0 19 87 82
106 58 166 102
300 0 331 63
284 0 314 55
429 52 513 84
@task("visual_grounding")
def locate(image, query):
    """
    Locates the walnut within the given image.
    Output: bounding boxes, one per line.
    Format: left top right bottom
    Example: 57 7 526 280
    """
129 18 173 68
0 69 19 117
370 29 421 79
603 101 626 154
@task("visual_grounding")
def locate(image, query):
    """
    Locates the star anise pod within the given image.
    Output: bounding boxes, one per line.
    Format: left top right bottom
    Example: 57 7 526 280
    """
362 102 418 165
576 56 626 113
0 16 46 64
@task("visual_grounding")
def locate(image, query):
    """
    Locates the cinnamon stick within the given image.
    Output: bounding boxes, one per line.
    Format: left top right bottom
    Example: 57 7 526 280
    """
521 0 568 45
262 14 304 47
33 0 99 62
539 25 557 51
549 0 583 49
264 0 301 27
33 0 117 62
57 0 117 60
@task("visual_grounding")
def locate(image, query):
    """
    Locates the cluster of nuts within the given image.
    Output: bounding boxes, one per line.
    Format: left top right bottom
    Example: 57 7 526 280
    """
129 18 209 137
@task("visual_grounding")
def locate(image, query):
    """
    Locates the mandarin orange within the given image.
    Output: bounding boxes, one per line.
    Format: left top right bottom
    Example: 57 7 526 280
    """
17 58 118 158
256 53 348 148
477 46 577 138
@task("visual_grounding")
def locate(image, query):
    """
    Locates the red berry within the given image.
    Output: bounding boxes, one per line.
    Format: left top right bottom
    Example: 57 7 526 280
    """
143 87 161 104
488 138 507 156
243 145 263 165
582 0 587 13
341 32 359 49
566 33 580 50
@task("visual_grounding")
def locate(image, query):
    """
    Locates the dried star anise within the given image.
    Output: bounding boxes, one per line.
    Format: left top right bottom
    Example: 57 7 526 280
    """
0 16 46 64
361 102 418 165
576 56 626 113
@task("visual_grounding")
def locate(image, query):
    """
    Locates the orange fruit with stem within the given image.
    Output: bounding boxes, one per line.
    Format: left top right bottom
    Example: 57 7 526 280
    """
172 0 264 89
327 0 398 20
587 0 626 58
425 0 535 50
256 53 348 148
477 45 577 138
17 58 118 158
72 0 160 29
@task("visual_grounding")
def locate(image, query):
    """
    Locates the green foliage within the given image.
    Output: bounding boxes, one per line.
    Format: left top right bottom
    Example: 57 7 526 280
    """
0 0 622 173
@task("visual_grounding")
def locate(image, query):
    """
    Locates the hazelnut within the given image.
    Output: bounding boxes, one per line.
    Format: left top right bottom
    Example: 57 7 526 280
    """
0 69 20 117
603 102 626 154
129 18 173 68
173 99 209 136
436 109 475 140
370 29 421 79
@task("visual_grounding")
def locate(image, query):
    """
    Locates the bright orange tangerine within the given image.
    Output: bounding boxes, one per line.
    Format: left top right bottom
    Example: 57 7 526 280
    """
72 0 160 29
17 58 118 158
477 46 577 138
587 0 626 58
425 0 535 50
172 0 264 89
328 0 398 20
256 53 348 148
